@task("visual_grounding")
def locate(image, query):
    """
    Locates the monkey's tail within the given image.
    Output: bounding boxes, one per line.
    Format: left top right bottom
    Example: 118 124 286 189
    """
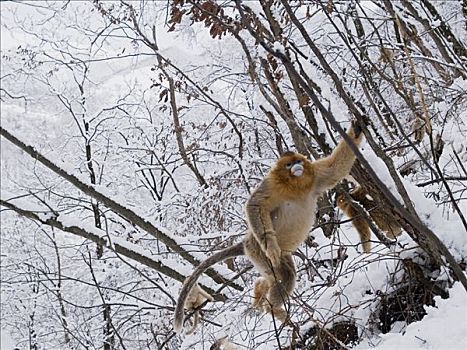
173 242 244 334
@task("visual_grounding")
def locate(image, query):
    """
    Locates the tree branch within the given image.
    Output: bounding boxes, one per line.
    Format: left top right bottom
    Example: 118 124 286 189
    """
0 126 243 292
0 198 226 301
234 0 466 290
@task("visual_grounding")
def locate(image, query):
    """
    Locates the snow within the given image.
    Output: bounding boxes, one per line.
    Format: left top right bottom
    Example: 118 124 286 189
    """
0 329 18 350
356 282 467 350
1 0 466 349
273 41 285 54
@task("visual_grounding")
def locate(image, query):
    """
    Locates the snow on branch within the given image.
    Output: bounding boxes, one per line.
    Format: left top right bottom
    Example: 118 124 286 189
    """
0 197 231 301
0 126 243 292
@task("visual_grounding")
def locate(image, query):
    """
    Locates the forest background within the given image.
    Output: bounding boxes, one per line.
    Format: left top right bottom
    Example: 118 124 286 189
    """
1 1 466 349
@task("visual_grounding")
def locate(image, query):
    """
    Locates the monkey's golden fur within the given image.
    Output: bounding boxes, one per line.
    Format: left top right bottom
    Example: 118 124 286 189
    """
412 117 426 143
336 187 402 253
173 123 363 333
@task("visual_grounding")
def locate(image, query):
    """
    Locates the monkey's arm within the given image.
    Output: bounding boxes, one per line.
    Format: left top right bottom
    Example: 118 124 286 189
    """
245 179 281 266
198 287 214 301
347 207 372 253
338 197 371 253
312 124 363 193
173 242 244 334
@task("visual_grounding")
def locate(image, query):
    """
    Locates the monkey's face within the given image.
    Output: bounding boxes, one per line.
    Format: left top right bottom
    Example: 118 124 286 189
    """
286 159 304 177
271 152 313 188
336 194 346 210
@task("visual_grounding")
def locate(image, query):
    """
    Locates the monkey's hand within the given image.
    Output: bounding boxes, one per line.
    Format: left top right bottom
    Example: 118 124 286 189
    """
351 120 363 138
351 117 369 138
264 230 281 267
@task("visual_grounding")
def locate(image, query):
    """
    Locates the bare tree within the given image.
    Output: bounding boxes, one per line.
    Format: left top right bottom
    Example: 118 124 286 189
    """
1 1 466 349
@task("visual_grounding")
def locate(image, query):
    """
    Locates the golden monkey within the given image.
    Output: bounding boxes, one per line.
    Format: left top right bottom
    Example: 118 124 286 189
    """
379 47 396 64
173 122 363 333
336 186 402 253
183 282 214 335
412 117 426 143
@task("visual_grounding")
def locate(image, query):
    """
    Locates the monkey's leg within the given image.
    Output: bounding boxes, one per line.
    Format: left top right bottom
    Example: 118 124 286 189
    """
185 311 200 335
198 288 214 302
265 254 296 322
352 217 371 253
385 224 402 239
361 239 371 253
252 277 271 312
244 234 273 311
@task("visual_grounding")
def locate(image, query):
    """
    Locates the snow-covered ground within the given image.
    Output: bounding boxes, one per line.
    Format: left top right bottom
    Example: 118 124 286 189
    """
356 282 467 350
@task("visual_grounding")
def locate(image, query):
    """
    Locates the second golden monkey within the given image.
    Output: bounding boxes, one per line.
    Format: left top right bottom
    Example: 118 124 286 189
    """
183 282 213 334
173 122 363 333
336 186 402 253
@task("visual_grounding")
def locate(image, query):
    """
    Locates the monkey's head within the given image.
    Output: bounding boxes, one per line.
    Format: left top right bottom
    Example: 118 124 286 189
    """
335 193 347 210
270 152 313 190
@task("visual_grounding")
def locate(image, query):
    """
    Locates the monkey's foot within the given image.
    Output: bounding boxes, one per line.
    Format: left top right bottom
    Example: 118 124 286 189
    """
252 298 265 312
252 277 270 312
